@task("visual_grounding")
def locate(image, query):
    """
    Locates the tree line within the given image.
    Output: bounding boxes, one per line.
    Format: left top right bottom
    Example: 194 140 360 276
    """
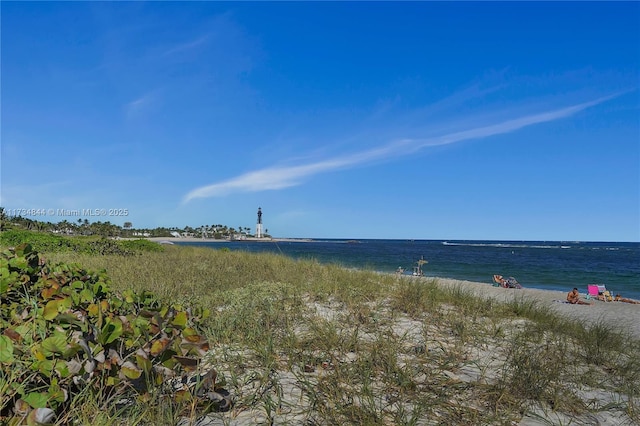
0 207 269 240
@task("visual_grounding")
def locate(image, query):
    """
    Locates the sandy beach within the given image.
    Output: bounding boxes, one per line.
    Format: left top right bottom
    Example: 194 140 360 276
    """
432 277 640 339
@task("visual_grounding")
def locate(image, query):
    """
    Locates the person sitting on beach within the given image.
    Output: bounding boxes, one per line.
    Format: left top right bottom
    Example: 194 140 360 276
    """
493 274 507 288
567 288 592 305
493 274 522 289
595 290 613 302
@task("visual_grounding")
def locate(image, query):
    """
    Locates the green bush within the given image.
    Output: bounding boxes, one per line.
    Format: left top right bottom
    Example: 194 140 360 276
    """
0 230 76 253
0 230 163 256
0 244 212 424
118 239 165 253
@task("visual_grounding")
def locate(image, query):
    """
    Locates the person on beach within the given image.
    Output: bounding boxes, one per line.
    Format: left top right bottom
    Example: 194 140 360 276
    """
615 294 640 304
493 274 522 289
567 288 593 305
595 291 614 302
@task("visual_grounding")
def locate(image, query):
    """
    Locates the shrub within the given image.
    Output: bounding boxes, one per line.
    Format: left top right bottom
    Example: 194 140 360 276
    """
0 244 213 424
118 239 165 253
0 230 76 253
0 230 163 256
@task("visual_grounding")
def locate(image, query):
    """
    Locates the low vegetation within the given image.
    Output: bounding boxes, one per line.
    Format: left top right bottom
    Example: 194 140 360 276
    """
1 244 222 426
0 207 268 240
1 235 639 425
0 230 164 256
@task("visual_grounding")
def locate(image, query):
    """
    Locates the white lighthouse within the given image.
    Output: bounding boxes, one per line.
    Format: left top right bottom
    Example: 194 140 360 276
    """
256 207 263 239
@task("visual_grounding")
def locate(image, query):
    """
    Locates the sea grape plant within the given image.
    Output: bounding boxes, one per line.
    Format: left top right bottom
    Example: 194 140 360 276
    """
0 230 165 256
0 244 213 423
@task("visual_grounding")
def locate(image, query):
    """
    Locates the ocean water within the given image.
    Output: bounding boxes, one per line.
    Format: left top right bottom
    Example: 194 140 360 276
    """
176 239 640 300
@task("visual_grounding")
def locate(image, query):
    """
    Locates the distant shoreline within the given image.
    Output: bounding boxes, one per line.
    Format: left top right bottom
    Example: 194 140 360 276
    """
144 236 315 243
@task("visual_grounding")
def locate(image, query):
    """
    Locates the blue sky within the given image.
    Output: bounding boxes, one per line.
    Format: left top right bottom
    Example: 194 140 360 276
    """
2 2 639 241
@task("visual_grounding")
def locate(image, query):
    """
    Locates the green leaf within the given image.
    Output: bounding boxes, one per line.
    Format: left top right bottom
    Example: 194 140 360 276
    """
88 303 99 317
171 311 188 328
68 289 80 305
54 313 83 328
159 305 169 317
54 360 71 378
15 324 32 342
182 327 197 337
50 387 66 403
9 256 28 270
135 354 152 375
0 335 14 363
43 300 61 321
41 331 68 356
93 280 109 297
22 391 49 409
100 318 123 345
150 339 169 356
59 296 73 310
121 361 142 379
79 288 94 303
31 344 47 361
0 267 12 294
14 243 33 256
111 298 123 309
36 360 54 375
0 278 9 294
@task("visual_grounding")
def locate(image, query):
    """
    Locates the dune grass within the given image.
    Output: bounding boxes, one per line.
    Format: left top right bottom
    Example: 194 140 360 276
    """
30 245 640 424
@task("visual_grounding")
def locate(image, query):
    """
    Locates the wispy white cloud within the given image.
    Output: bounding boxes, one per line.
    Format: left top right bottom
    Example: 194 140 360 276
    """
182 92 623 203
409 93 621 150
182 143 403 203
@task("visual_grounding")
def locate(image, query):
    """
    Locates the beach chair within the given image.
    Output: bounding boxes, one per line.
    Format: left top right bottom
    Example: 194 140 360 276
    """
588 284 613 302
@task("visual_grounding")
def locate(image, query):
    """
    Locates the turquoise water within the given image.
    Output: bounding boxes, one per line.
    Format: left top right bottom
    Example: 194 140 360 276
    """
176 239 640 300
